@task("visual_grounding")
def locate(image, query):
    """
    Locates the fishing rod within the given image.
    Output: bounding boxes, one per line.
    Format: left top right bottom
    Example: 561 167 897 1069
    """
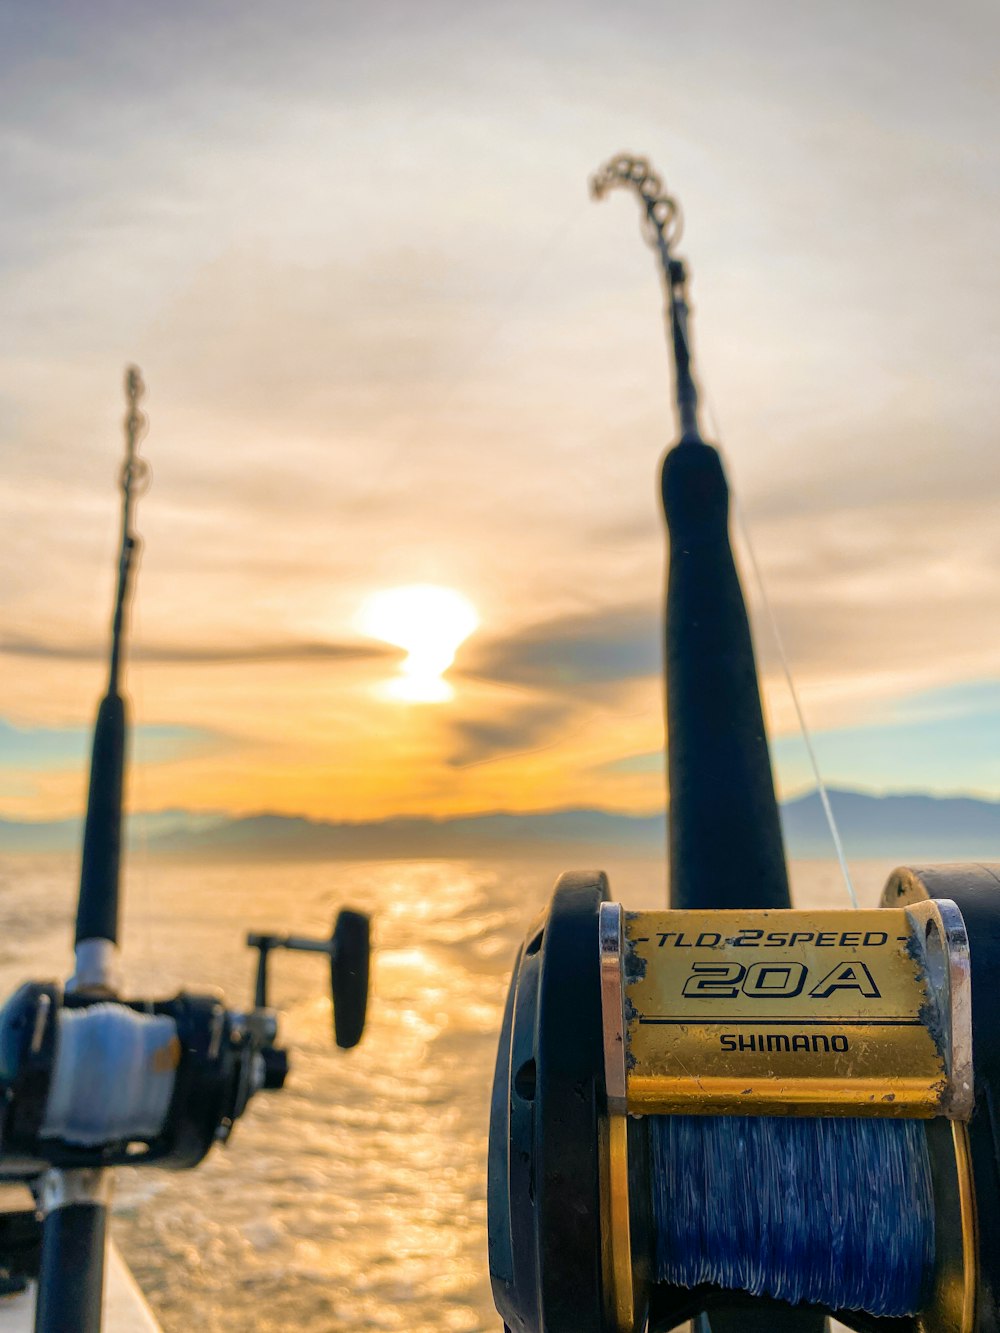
488 156 1000 1333
0 369 371 1331
73 365 146 995
591 154 790 914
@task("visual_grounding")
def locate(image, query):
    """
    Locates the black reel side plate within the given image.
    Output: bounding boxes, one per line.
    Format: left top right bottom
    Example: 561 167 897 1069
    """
488 872 609 1333
885 863 1000 1333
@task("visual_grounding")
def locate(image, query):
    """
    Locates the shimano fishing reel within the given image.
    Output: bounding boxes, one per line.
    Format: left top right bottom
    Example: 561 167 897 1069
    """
489 867 1000 1333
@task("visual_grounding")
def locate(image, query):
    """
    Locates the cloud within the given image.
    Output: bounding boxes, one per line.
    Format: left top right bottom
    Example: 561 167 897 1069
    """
446 699 575 767
461 603 661 694
596 749 663 777
442 602 666 772
0 634 400 666
4 0 1000 821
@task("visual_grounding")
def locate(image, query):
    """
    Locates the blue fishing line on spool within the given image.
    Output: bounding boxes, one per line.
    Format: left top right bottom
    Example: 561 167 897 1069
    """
650 1115 934 1316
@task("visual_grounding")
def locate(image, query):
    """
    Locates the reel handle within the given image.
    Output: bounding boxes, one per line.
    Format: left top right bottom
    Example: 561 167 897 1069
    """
247 907 370 1049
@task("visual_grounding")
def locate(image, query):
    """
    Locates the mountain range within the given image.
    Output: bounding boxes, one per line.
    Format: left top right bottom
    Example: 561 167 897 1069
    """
1 788 998 862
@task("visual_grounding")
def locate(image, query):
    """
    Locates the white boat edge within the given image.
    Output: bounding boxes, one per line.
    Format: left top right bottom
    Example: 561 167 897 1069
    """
0 1241 162 1332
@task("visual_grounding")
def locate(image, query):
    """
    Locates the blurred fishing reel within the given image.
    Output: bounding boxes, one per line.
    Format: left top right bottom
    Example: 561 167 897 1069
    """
488 867 1000 1333
0 908 369 1179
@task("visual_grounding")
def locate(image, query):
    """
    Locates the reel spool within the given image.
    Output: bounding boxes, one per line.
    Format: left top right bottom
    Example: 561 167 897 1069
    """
488 865 1000 1333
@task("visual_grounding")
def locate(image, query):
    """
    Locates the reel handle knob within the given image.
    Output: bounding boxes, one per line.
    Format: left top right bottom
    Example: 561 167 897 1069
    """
331 909 369 1050
246 907 371 1049
260 1045 289 1091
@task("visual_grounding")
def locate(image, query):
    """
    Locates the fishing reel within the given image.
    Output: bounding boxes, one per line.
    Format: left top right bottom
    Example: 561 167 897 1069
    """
488 866 1000 1333
0 908 369 1178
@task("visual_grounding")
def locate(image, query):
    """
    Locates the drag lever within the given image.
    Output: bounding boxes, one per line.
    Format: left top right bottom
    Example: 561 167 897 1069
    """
247 908 370 1049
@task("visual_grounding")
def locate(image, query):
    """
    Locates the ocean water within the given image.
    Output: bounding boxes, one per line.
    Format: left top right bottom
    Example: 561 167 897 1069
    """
0 853 896 1332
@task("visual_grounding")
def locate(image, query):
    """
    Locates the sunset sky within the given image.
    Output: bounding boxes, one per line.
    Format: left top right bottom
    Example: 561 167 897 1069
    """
3 0 999 828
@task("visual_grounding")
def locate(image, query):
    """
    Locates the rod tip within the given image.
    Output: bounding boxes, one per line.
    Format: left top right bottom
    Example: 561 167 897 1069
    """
125 365 145 402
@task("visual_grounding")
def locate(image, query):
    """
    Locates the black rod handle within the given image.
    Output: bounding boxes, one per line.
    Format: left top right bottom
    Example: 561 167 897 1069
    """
661 439 791 910
76 691 125 947
34 1202 106 1333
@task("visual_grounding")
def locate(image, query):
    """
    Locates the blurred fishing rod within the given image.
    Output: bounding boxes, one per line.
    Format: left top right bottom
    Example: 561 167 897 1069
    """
73 366 148 994
32 367 150 1330
0 370 371 1332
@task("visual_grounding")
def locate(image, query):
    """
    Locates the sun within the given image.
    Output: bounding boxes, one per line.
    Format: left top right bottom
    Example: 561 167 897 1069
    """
359 584 479 702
